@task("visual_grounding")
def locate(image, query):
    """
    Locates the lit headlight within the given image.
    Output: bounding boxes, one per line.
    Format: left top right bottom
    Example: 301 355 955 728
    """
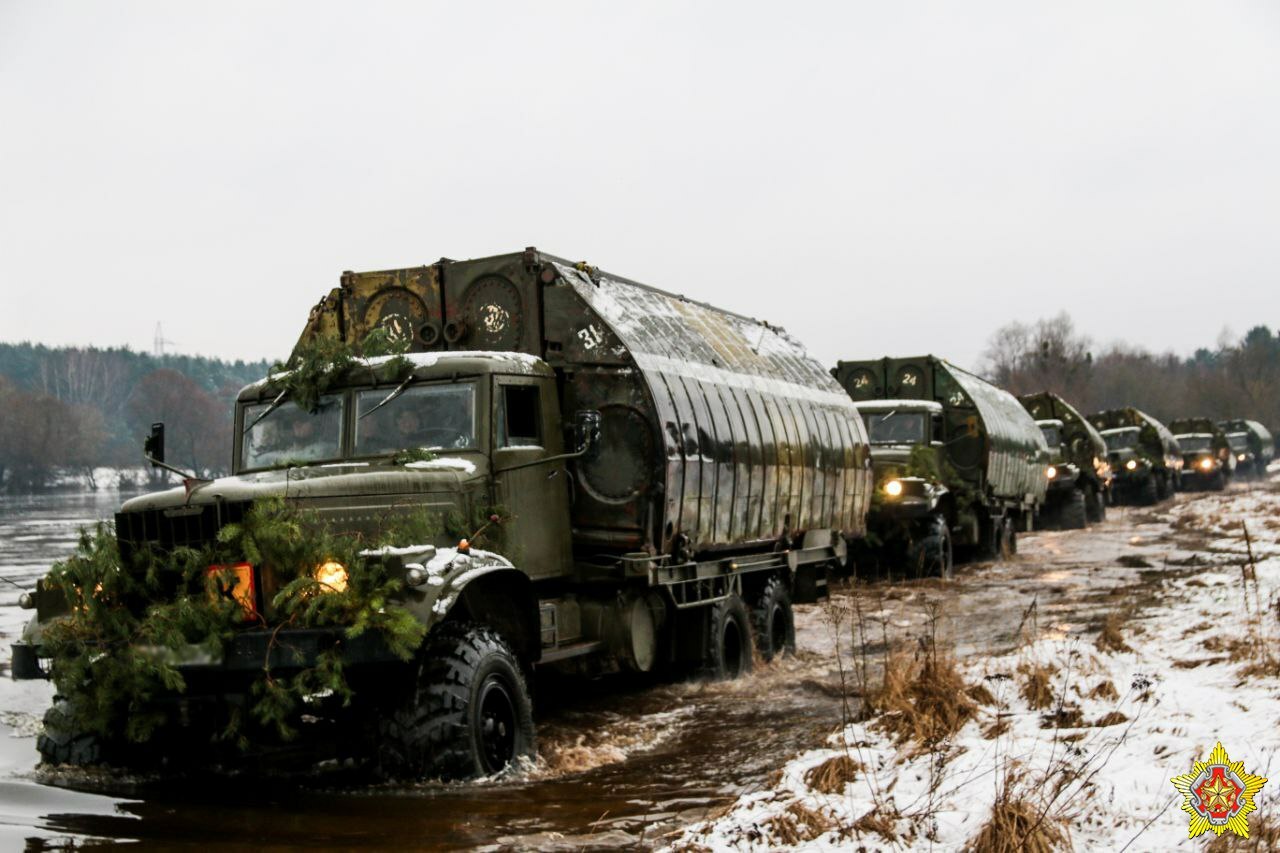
314 560 349 593
885 479 904 497
1125 460 1138 471
1238 453 1247 461
1199 458 1214 471
1045 465 1057 480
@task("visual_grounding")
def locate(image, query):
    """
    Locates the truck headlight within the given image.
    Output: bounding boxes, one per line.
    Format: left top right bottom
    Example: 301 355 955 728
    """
1199 458 1214 471
1125 460 1138 471
1238 453 1247 461
885 479 904 497
314 560 349 593
1046 465 1057 480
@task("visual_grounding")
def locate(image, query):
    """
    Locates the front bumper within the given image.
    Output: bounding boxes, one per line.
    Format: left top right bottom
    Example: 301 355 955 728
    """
11 628 395 681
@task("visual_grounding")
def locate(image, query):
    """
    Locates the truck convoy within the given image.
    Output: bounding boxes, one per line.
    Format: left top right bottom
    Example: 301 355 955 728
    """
13 248 872 780
1088 408 1182 505
1019 392 1112 528
831 356 1049 577
1218 418 1275 479
1168 418 1235 491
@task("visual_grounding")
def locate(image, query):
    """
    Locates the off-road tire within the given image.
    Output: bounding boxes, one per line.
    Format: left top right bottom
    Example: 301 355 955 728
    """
908 515 954 579
751 576 795 663
1136 474 1159 506
37 699 116 767
1085 486 1106 523
1154 471 1168 500
996 516 1017 561
1059 489 1087 530
701 595 753 680
378 622 535 782
1210 470 1226 491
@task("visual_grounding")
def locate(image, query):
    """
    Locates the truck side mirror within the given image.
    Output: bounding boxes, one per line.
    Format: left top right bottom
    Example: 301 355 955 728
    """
574 410 602 458
144 422 165 467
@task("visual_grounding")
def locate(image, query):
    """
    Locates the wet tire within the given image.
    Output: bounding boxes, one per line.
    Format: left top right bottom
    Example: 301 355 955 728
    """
37 699 116 767
378 623 535 781
1085 486 1106 523
702 595 753 680
750 576 795 663
908 515 953 579
1136 475 1159 506
1059 489 1087 530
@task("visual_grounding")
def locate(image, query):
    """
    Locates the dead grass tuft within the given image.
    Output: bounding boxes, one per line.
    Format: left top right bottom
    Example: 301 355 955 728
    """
1087 680 1118 701
866 646 979 749
1096 611 1134 654
851 808 899 843
761 800 834 845
1116 554 1153 568
982 718 1012 740
804 755 861 794
965 785 1069 853
967 682 997 706
1202 635 1252 655
1092 711 1128 727
1018 662 1058 710
1039 706 1085 729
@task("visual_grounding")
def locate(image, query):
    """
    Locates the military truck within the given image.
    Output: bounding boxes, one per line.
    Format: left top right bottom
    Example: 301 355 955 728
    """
1169 418 1235 491
831 356 1049 577
13 248 872 779
1087 408 1182 505
1218 418 1275 479
1019 392 1112 528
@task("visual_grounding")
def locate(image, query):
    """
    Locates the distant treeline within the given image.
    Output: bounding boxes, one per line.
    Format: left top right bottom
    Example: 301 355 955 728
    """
982 316 1280 437
0 343 270 491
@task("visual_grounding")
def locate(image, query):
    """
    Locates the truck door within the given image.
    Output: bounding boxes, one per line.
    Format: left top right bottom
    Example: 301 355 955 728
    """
491 376 574 580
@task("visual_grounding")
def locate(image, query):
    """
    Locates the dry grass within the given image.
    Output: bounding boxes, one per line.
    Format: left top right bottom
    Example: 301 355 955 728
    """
1039 706 1085 729
865 646 979 749
982 718 1011 740
804 755 861 794
1091 711 1128 727
761 800 834 845
1205 815 1280 851
851 808 899 843
1116 554 1153 568
967 682 997 706
1087 680 1118 701
965 786 1069 852
1018 661 1058 710
1095 611 1134 654
1202 634 1253 655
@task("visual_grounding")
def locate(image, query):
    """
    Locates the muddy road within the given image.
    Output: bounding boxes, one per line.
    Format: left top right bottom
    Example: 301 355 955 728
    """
0 481 1269 850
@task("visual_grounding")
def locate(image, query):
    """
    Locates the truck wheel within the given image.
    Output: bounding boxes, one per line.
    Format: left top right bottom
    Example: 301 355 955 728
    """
1137 475 1159 506
378 623 535 781
1085 487 1106 523
37 699 117 767
1211 470 1226 491
1154 472 1168 500
1059 489 1087 530
996 516 1016 561
908 515 953 579
751 577 795 663
702 595 753 680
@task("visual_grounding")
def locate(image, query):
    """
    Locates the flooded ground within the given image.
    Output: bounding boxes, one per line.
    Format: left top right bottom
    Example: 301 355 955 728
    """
0 481 1270 849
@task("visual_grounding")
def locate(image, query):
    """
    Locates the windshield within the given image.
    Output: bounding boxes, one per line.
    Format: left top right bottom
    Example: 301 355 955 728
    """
355 384 476 455
1228 433 1250 451
241 395 344 470
1039 425 1062 449
1177 435 1212 452
1102 427 1140 450
865 412 927 444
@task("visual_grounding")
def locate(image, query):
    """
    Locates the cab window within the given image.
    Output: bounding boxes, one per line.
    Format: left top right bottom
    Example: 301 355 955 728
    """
498 385 541 448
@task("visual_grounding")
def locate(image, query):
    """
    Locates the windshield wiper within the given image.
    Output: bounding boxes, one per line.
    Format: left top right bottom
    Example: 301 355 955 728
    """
243 387 289 435
359 374 416 421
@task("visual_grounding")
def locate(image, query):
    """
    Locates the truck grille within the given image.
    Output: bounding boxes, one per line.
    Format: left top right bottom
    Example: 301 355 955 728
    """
115 501 250 564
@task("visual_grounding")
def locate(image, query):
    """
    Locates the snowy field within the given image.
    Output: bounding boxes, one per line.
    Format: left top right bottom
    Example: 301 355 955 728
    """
669 471 1280 851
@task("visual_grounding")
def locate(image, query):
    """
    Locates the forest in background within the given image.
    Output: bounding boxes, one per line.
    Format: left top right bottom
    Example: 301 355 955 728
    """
1 319 1277 492
982 316 1280 431
0 344 270 491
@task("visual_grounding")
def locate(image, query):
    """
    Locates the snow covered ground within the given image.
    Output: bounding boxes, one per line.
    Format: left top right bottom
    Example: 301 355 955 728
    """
669 475 1280 851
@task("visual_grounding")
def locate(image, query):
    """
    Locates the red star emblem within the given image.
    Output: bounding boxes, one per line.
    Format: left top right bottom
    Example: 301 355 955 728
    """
1194 766 1243 820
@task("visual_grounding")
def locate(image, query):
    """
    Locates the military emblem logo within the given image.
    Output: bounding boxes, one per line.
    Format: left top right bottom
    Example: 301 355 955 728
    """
1171 742 1268 839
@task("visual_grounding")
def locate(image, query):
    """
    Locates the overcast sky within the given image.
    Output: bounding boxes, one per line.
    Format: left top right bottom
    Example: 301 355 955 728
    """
2 1 1276 372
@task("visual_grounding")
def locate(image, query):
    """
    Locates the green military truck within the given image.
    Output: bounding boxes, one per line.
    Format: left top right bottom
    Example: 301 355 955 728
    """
1018 392 1112 528
1218 418 1275 479
1169 418 1235 491
13 248 872 779
831 356 1049 577
1088 408 1182 505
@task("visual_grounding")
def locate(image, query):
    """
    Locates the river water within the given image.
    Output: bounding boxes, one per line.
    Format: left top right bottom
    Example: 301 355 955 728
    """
0 490 851 851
